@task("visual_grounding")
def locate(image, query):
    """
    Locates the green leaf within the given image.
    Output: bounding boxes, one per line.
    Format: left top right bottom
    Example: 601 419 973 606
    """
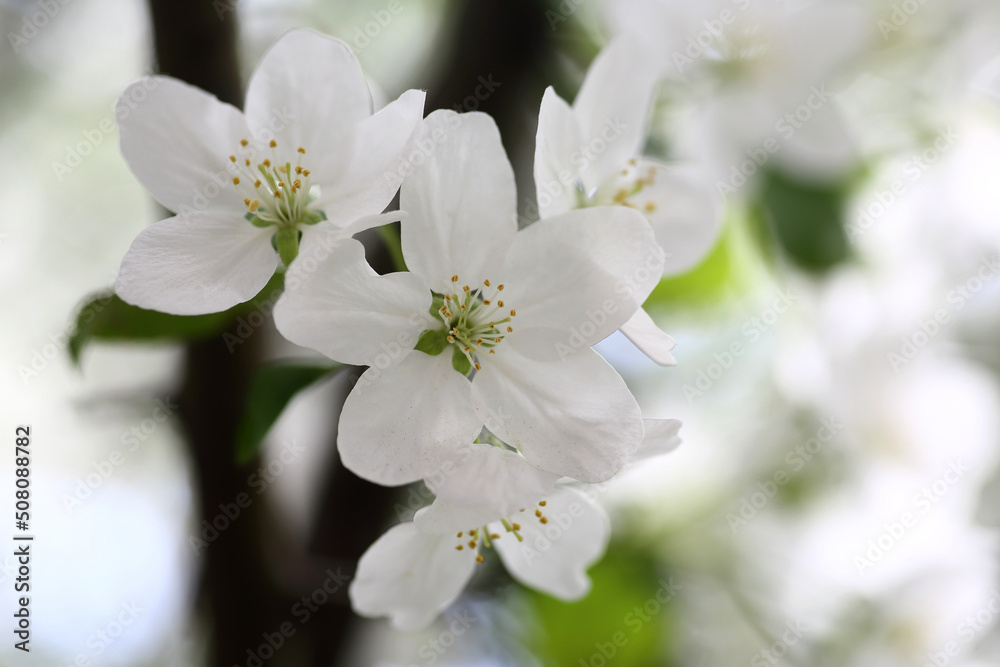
758 168 851 272
235 363 339 464
452 345 472 375
68 272 284 365
414 329 448 356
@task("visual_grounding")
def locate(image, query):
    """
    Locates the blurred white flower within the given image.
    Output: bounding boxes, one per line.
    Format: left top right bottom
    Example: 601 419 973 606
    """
115 28 425 315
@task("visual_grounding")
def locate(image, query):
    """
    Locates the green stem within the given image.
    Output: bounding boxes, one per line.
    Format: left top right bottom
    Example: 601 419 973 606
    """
377 224 407 272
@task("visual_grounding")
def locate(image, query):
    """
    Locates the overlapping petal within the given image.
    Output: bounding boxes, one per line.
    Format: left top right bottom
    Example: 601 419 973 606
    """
534 86 584 219
619 309 677 367
338 353 482 486
115 210 276 315
274 240 432 366
400 110 517 290
472 347 643 482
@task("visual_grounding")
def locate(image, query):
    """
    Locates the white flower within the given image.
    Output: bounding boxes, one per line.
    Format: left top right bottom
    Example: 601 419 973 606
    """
607 0 867 185
274 110 663 485
534 36 722 365
349 482 610 632
114 28 425 315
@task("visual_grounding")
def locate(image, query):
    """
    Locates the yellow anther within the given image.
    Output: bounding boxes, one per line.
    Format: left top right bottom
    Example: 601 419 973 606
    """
302 169 310 177
457 532 463 538
263 159 271 167
463 285 471 293
254 179 261 188
468 540 476 549
243 198 250 206
512 523 521 531
232 176 240 185
269 139 277 148
455 545 463 551
497 300 504 307
240 139 249 147
475 555 484 563
245 158 251 166
497 284 505 291
248 200 260 212
297 146 306 154
483 299 491 305
506 326 513 333
488 349 495 354
489 533 500 540
277 181 286 188
293 179 301 189
295 166 303 174
535 509 542 517
538 501 547 507
451 275 459 282
474 363 482 370
540 517 549 524
279 165 288 173
613 189 628 203
510 309 516 317
229 155 237 163
274 191 283 199
484 279 491 287
644 201 657 213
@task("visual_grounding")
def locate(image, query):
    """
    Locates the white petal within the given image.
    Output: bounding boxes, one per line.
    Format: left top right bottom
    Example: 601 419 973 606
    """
627 160 722 276
116 77 250 214
349 522 476 631
533 86 584 219
619 308 677 366
424 443 560 519
297 210 405 260
493 487 610 600
244 28 372 182
572 37 658 192
274 239 432 366
338 352 482 486
400 110 517 289
313 89 426 226
631 419 682 463
472 347 643 482
115 211 276 315
499 206 663 356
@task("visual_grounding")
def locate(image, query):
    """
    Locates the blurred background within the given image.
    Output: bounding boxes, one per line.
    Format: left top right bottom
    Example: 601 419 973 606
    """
3 0 1000 665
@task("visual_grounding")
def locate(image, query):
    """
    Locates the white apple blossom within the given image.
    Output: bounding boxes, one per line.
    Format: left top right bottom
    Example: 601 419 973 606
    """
274 110 663 486
606 0 868 188
535 37 723 366
114 28 425 315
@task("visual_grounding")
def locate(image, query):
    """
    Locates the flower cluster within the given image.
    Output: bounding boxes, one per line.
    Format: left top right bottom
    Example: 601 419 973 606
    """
112 29 713 630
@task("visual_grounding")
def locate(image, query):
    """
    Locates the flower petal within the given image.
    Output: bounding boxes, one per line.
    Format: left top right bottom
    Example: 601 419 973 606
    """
631 419 682 463
115 211 276 315
116 77 250 214
499 206 664 357
244 28 372 181
297 210 406 261
338 352 482 486
312 89 426 227
626 160 722 276
400 110 517 289
472 347 643 482
274 239 432 366
350 522 476 631
493 487 610 600
572 37 658 192
618 308 677 367
424 443 560 519
413 497 499 536
533 86 584 219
